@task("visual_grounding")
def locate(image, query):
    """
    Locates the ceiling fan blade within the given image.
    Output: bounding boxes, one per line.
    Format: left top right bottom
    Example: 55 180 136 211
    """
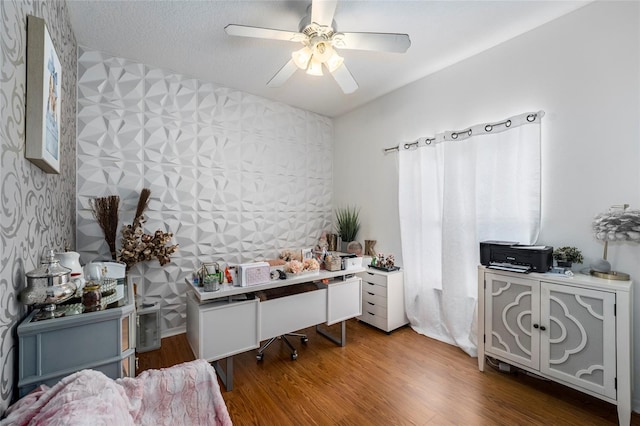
311 0 338 27
225 24 305 42
331 63 358 94
336 32 411 53
267 59 299 88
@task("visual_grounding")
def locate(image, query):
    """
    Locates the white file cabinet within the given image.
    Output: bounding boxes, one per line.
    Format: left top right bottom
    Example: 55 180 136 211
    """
357 268 408 332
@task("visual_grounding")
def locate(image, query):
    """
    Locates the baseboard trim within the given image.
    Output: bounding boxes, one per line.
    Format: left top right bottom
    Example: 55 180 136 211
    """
161 326 186 339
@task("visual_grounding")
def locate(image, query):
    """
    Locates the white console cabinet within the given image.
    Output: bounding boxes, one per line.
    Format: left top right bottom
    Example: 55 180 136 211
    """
477 266 632 425
357 268 408 332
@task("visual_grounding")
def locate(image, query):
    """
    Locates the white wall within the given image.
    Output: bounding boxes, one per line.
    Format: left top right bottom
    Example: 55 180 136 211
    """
334 0 640 409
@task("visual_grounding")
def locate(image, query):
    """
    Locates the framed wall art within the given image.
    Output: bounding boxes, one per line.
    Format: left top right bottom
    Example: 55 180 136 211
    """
25 15 61 174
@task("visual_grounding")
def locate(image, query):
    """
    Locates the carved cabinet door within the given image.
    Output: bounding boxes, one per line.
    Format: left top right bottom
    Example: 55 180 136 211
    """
484 273 540 370
539 282 616 399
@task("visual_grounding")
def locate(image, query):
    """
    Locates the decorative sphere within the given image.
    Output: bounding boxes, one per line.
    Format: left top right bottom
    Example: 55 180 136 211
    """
346 241 363 256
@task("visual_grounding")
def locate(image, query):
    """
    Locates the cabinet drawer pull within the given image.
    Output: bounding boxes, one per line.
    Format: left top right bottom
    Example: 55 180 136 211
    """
367 282 375 286
367 272 374 275
368 312 375 316
367 302 375 306
367 292 374 296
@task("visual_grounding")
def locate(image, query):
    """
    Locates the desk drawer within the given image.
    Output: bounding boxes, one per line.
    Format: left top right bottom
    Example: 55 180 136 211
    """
362 301 387 318
361 271 388 287
362 290 387 308
260 288 327 340
359 311 387 330
188 294 260 361
326 277 362 325
362 280 386 297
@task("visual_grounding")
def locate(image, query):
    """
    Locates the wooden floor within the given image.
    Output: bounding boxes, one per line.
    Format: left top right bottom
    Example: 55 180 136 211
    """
137 320 640 425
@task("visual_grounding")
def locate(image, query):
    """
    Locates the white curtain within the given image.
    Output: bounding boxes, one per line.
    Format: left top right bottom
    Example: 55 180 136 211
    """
398 112 542 356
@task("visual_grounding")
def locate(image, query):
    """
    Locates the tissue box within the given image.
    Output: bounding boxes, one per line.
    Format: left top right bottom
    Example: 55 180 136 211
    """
237 262 271 287
343 256 362 270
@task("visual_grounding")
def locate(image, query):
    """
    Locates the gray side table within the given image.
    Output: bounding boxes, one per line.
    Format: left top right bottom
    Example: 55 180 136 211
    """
17 280 136 397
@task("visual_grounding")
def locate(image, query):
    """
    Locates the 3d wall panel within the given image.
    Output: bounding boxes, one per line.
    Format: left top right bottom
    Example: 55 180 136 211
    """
76 48 333 334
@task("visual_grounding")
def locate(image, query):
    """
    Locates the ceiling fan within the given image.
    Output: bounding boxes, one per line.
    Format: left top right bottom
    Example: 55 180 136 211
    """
224 0 411 94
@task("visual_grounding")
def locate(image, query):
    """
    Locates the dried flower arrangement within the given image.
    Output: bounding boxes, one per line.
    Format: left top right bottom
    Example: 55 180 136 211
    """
118 188 179 270
375 253 395 269
284 258 320 274
279 249 302 262
90 195 120 260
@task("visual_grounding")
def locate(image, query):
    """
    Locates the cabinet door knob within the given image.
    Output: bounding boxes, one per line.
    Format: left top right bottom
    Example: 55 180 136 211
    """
540 325 546 331
533 324 539 329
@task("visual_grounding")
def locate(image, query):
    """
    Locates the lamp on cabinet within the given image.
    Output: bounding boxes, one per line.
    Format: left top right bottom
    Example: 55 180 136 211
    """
590 204 640 280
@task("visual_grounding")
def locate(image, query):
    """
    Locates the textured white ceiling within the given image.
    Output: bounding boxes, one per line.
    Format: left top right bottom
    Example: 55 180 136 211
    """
67 0 590 117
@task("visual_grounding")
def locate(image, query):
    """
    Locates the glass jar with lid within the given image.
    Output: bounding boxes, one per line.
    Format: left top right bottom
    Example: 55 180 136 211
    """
82 282 102 312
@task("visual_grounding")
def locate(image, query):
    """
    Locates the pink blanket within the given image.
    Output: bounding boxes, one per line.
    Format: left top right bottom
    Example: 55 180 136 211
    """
1 359 232 426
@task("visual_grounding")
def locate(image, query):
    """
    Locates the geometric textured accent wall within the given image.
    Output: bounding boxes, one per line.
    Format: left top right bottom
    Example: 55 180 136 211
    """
76 48 333 335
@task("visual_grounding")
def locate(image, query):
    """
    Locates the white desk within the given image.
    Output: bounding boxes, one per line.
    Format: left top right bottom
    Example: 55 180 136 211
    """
186 268 364 390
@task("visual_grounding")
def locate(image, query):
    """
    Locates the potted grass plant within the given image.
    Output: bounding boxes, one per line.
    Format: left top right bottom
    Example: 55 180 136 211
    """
335 206 361 252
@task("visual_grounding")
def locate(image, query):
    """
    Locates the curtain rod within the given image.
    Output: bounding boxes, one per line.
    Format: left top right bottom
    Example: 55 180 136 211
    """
383 111 543 154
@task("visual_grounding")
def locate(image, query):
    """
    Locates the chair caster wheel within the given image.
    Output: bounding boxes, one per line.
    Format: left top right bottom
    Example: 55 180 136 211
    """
256 354 264 361
301 337 309 344
291 352 298 360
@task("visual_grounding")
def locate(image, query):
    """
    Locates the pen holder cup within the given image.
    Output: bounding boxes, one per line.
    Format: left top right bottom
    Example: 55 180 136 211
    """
203 274 220 292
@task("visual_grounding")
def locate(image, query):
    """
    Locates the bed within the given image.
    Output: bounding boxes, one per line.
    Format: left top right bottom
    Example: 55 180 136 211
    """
0 359 232 425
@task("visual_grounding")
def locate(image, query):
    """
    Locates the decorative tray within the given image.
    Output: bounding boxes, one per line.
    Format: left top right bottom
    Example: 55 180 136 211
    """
101 290 120 308
368 265 401 272
101 278 118 293
57 303 83 316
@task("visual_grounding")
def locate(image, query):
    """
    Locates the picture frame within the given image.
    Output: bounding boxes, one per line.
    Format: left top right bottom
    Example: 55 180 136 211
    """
25 15 61 174
301 248 313 260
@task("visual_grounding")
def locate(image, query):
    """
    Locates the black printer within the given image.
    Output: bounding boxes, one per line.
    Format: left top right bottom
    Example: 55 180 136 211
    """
480 241 553 273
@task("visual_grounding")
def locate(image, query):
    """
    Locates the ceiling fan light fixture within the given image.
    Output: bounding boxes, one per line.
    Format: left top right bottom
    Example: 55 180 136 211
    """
325 50 344 73
292 46 312 70
224 0 411 93
306 57 324 76
312 40 333 62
